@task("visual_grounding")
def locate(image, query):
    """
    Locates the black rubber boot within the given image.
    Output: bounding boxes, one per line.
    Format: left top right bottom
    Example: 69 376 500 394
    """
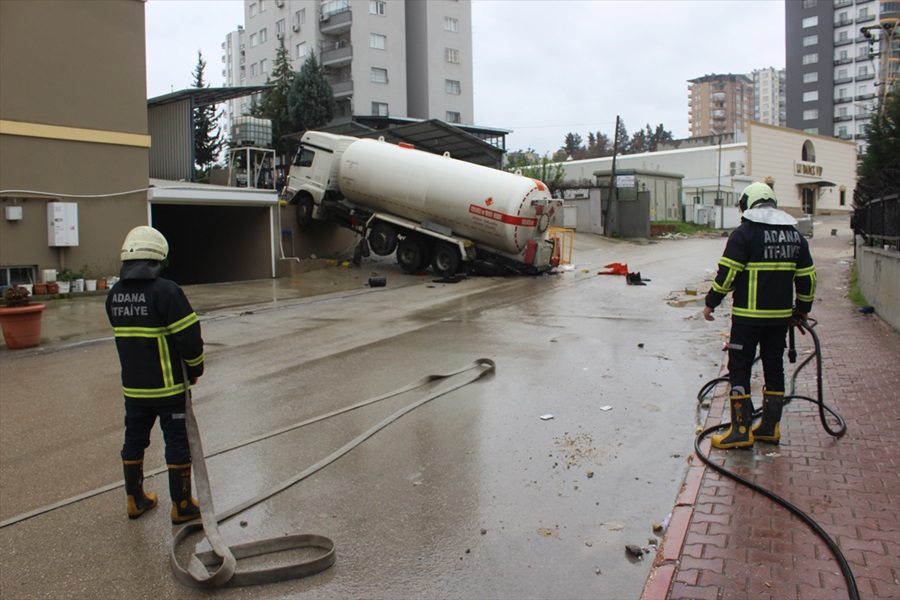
123 459 158 519
168 463 201 524
752 390 785 444
712 391 754 449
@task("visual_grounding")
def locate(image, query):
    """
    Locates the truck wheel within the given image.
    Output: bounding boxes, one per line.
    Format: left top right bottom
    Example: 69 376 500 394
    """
397 236 427 274
369 223 398 256
294 194 314 227
431 242 460 278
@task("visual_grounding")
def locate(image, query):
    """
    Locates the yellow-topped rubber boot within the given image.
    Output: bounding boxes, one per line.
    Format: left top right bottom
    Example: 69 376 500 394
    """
168 463 201 524
123 459 158 519
752 390 785 444
712 391 754 450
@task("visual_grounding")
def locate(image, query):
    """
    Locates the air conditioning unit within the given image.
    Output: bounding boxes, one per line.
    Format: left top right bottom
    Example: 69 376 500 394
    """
275 0 284 6
277 32 284 39
292 23 300 31
320 13 329 21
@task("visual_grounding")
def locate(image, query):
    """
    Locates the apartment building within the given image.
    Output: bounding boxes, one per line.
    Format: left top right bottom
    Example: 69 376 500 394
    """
222 0 474 131
786 0 899 153
751 67 787 127
688 74 755 138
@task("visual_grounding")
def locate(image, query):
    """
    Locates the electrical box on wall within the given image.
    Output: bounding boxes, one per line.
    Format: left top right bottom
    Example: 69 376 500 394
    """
5 206 23 221
48 202 79 247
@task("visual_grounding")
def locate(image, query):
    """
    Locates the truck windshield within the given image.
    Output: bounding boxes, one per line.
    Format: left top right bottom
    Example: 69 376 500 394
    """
294 148 315 168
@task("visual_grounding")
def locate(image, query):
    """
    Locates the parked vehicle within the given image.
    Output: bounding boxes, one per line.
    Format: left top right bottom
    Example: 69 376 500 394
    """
282 131 562 276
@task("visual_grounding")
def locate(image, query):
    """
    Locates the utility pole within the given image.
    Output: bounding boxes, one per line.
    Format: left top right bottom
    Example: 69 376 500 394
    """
604 115 620 237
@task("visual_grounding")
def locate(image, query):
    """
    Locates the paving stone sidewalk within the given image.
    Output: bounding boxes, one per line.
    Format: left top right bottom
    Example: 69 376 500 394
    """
642 228 900 600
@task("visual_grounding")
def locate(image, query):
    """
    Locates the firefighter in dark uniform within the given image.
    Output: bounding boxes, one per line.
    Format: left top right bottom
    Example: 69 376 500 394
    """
106 226 204 522
703 182 816 449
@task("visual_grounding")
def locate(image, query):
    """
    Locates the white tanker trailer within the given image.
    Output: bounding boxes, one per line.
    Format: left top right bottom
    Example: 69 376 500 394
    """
282 131 562 277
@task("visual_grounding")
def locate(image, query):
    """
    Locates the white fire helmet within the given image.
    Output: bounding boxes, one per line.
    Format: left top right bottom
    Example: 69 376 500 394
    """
738 182 778 212
120 226 168 262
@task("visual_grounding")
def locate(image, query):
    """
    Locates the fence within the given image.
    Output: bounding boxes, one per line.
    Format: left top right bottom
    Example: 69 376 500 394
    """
853 158 900 249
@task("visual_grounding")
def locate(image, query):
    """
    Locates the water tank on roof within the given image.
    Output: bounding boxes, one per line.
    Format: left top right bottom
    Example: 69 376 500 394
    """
231 117 273 148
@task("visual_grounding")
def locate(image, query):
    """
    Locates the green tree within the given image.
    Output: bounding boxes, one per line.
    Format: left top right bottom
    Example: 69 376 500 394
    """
859 90 899 180
647 123 674 152
258 37 297 167
614 119 630 155
191 50 223 178
629 128 648 154
562 132 584 158
289 50 336 135
505 153 565 195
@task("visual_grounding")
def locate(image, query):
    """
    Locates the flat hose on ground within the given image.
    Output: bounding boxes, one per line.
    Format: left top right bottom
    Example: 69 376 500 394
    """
693 320 857 600
170 358 497 588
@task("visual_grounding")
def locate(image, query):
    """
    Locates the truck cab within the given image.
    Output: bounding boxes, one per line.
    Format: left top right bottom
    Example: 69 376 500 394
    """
283 131 355 226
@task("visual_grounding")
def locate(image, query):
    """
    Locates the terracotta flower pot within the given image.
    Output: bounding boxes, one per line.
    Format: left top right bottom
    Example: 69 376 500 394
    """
47 283 59 294
0 303 46 349
33 283 48 296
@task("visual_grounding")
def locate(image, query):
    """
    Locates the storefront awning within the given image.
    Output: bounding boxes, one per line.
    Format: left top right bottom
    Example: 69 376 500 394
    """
148 180 278 206
798 180 837 187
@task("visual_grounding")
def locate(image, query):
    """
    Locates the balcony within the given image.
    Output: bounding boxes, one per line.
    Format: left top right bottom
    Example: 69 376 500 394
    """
320 42 352 67
834 96 853 103
834 115 853 122
838 133 853 140
834 57 853 65
834 17 852 27
856 14 876 23
856 72 875 81
835 37 853 46
834 76 853 84
328 77 353 97
834 0 852 7
856 93 877 100
319 6 351 34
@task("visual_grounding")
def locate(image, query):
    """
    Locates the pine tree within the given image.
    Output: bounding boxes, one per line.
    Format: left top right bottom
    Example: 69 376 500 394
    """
259 37 297 166
289 51 336 135
192 51 223 178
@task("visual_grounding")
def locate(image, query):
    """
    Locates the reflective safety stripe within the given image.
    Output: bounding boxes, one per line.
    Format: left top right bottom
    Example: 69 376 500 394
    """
713 256 744 294
114 326 168 337
184 353 204 367
123 382 187 399
168 312 199 334
732 306 794 319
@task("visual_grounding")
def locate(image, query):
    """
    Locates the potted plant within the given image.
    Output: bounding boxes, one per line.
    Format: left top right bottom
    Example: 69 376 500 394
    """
0 285 46 349
56 268 77 293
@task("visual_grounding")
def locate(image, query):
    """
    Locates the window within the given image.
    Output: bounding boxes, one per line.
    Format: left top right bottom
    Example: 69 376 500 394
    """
297 42 307 58
803 91 818 101
802 0 816 6
838 31 849 42
859 7 869 18
859 84 868 94
801 53 818 65
838 106 848 116
259 0 266 11
260 28 267 43
371 67 388 83
858 65 869 76
803 109 818 120
837 68 848 79
250 2 257 16
277 19 285 35
251 62 258 77
802 16 818 28
261 58 268 73
838 125 849 137
444 17 459 32
803 127 819 134
445 48 459 63
294 148 315 168
294 9 306 27
372 102 389 116
840 189 846 206
803 72 818 83
250 33 258 47
446 111 461 123
370 33 386 49
445 79 461 95
802 34 818 46
370 1 385 15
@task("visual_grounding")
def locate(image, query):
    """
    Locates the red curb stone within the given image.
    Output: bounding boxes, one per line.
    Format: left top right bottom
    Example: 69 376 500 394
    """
640 563 676 600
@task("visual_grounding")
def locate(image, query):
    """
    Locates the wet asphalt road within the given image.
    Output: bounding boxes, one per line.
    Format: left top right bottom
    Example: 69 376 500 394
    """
0 232 730 599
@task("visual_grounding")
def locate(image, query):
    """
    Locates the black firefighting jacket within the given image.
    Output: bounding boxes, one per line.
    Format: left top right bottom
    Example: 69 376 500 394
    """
705 207 816 325
105 260 204 405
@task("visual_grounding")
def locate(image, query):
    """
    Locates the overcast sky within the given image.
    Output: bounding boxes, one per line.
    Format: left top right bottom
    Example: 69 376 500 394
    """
145 0 786 156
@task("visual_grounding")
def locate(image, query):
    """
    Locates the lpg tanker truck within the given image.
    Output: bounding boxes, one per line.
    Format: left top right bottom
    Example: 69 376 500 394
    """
281 131 562 277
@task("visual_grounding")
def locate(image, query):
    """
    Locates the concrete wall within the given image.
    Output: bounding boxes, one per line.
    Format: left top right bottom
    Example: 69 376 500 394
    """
857 244 900 331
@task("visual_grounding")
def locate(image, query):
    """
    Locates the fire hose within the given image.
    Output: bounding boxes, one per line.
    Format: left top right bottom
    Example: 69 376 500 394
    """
171 358 497 588
693 320 857 600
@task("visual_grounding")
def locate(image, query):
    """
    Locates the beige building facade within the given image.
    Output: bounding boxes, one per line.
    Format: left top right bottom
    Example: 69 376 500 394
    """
688 73 755 138
0 0 150 287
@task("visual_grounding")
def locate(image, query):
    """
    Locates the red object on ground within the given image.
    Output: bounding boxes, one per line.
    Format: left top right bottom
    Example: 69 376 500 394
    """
598 262 629 275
